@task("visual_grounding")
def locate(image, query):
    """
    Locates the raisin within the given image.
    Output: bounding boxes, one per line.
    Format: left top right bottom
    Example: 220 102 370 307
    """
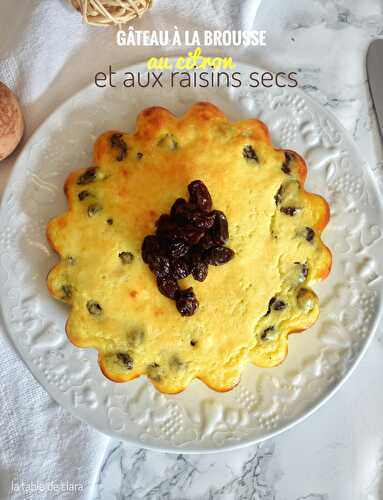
178 224 205 246
155 213 172 229
137 152 143 160
111 133 127 161
205 246 235 266
266 297 286 313
157 275 179 299
188 180 212 212
116 352 133 369
211 210 229 245
141 235 161 264
167 240 190 258
171 258 191 279
77 167 98 185
199 232 215 250
192 261 208 282
87 300 102 315
281 152 294 174
88 203 102 217
190 339 198 346
294 262 309 282
78 190 91 201
170 198 187 219
147 362 161 382
261 326 275 340
119 251 134 264
190 211 215 229
149 254 170 277
175 288 199 316
61 284 73 299
280 206 298 216
106 218 113 225
274 185 284 206
301 263 309 280
243 145 258 162
66 256 76 265
305 227 315 242
172 201 215 229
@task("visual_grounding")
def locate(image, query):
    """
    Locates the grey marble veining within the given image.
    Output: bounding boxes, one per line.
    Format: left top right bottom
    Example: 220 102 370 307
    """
93 0 383 499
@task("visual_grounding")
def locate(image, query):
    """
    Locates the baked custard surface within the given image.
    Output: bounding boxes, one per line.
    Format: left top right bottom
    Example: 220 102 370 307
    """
47 102 331 393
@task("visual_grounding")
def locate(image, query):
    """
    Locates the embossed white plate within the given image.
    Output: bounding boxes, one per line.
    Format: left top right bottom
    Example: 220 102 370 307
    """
1 61 382 452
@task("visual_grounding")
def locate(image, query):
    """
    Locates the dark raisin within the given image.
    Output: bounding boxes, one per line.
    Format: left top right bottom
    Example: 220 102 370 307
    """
205 246 235 266
301 263 309 280
78 190 91 201
77 167 98 185
192 261 208 282
305 227 315 242
266 297 276 314
88 203 102 217
190 339 198 347
66 256 76 265
170 198 187 219
172 201 215 229
61 284 73 299
116 352 133 369
243 145 258 162
155 213 172 229
199 232 215 250
147 362 161 382
111 133 127 161
141 235 161 264
87 300 102 315
137 152 143 160
175 288 199 316
119 251 134 264
106 218 113 225
280 207 298 216
178 224 205 246
157 275 179 299
188 180 213 212
171 258 191 279
261 326 275 340
167 240 190 258
211 210 229 245
274 185 284 205
281 152 294 174
294 262 309 282
266 297 286 312
149 254 170 277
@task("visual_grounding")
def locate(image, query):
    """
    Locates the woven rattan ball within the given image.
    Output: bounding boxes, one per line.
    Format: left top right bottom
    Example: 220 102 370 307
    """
69 0 152 27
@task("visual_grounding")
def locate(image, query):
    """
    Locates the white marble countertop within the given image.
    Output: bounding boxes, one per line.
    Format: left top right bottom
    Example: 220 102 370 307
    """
92 1 383 499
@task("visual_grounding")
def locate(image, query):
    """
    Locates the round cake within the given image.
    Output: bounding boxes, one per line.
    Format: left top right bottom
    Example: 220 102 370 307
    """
47 102 331 394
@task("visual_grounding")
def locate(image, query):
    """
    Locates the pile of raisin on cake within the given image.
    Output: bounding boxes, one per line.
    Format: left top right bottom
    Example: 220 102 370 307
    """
141 180 235 316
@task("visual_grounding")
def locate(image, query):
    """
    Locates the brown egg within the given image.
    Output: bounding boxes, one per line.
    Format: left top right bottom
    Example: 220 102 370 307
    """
0 82 24 161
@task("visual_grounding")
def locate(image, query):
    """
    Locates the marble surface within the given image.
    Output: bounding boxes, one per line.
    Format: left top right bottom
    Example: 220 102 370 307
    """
92 0 383 499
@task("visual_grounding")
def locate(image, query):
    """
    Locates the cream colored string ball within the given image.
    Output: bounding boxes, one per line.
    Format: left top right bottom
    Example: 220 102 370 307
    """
69 0 153 26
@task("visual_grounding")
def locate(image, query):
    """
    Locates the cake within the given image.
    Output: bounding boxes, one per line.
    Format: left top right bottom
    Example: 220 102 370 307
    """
47 102 331 394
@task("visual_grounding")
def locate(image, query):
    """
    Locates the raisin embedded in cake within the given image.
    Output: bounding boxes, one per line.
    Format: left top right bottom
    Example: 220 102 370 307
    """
46 102 331 394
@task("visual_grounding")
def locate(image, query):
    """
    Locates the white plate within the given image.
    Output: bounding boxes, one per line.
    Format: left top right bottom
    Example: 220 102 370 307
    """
1 60 382 453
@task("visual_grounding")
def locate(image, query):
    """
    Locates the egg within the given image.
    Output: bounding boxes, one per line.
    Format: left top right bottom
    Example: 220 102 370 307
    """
0 82 24 161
